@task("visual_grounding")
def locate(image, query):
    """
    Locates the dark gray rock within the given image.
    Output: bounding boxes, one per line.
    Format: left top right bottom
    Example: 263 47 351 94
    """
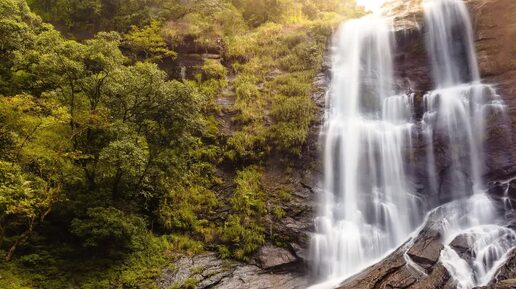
449 235 475 264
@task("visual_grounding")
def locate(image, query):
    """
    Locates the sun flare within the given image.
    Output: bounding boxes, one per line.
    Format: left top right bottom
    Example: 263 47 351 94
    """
356 0 387 12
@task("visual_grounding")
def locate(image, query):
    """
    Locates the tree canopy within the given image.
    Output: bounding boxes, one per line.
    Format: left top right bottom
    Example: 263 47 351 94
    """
0 0 363 287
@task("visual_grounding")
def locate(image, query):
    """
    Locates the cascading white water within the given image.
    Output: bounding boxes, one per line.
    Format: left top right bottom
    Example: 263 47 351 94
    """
422 0 515 287
422 0 506 200
440 225 516 289
310 15 422 283
310 0 514 287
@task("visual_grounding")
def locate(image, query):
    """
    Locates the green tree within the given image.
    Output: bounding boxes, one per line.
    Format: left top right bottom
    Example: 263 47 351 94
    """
124 20 176 62
0 94 78 260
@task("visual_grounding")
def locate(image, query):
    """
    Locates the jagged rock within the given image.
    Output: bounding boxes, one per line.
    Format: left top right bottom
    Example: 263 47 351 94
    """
336 249 453 289
336 248 410 289
407 227 444 271
482 279 516 289
449 235 475 264
410 264 455 289
336 219 452 289
256 245 297 269
486 169 516 225
290 242 307 261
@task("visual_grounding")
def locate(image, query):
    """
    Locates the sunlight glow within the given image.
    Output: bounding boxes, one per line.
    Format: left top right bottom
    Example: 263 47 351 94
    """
356 0 386 13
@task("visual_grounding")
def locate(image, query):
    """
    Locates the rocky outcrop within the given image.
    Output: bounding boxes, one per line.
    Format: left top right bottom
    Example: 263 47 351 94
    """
157 253 307 289
256 245 298 269
336 202 516 289
261 69 327 251
406 226 444 271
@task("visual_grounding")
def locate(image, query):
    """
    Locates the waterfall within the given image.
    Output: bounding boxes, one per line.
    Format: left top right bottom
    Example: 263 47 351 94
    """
310 0 514 287
422 0 504 200
310 15 423 282
423 0 515 287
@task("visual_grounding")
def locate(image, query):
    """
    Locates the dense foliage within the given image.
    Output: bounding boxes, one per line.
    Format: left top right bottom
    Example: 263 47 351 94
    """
0 0 363 287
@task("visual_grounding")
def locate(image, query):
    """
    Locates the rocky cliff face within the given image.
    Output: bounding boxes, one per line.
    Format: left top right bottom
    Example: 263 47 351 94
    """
383 0 515 207
470 0 516 174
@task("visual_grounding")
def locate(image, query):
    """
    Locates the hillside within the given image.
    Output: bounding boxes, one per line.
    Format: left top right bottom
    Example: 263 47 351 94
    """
0 0 364 288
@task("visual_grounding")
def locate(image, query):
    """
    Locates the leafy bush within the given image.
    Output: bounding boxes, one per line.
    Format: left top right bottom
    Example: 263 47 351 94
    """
202 59 227 80
70 207 147 252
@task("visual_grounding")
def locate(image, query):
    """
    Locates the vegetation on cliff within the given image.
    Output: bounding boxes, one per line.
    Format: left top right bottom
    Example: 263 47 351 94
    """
0 0 363 287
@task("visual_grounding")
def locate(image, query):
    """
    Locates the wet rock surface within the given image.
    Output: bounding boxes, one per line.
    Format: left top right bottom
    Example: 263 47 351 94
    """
334 172 516 289
449 235 475 264
387 0 516 180
468 0 516 173
406 226 444 271
335 224 454 289
336 212 516 289
475 248 516 289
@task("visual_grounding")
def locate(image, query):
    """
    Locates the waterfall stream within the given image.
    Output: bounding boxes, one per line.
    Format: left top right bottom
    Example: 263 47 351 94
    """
423 0 515 287
310 0 515 288
310 15 422 282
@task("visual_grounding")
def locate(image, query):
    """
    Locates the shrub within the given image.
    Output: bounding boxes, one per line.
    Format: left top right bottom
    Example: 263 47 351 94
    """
70 207 147 253
219 166 266 260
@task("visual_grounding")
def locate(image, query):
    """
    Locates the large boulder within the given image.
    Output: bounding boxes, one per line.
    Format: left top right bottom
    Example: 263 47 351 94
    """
407 226 444 271
256 245 298 269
